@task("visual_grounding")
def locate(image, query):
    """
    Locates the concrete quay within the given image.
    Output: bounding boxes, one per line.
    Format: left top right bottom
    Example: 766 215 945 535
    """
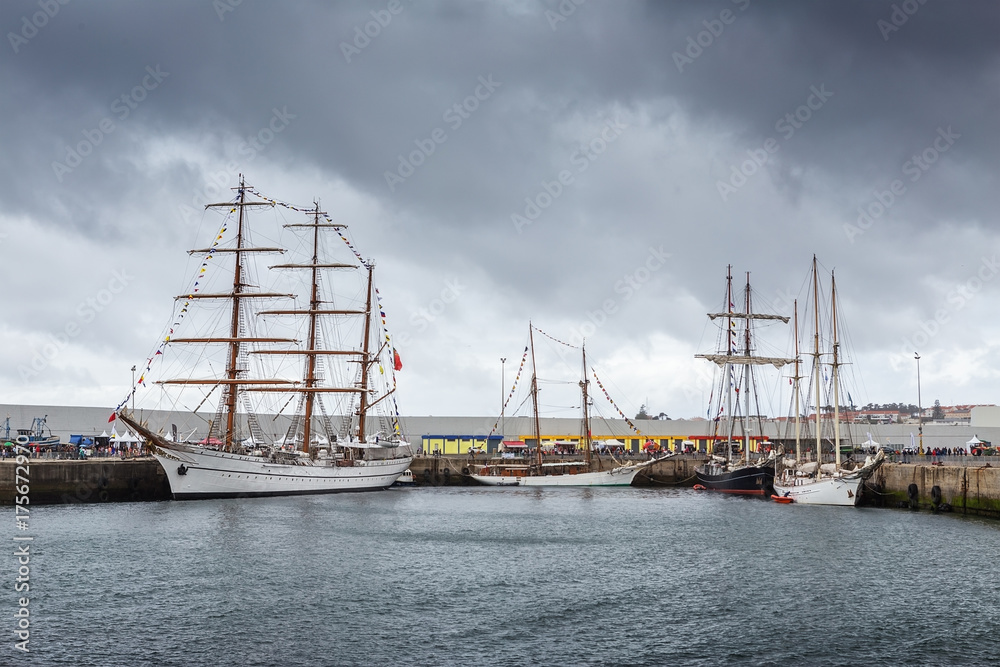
869 461 1000 516
2 456 998 518
1 458 170 505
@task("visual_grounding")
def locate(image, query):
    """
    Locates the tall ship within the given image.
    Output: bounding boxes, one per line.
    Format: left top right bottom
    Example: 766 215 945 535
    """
470 323 673 487
117 177 412 499
772 257 884 505
694 266 794 496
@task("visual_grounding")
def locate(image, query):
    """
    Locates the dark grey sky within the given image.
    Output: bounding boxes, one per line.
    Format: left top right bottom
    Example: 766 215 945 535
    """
1 0 997 419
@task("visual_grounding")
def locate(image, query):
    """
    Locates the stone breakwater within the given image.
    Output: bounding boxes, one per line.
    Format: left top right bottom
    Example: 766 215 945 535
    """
2 457 998 517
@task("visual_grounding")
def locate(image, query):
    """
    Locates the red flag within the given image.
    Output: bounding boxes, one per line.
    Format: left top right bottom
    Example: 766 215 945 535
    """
108 412 116 423
393 349 402 371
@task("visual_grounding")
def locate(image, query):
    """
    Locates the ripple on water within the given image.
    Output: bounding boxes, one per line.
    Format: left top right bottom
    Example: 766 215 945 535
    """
26 488 1000 666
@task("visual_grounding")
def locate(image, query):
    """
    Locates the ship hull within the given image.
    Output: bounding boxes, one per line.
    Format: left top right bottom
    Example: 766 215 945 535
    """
694 461 775 496
153 445 412 500
772 475 862 506
772 451 885 506
470 456 668 487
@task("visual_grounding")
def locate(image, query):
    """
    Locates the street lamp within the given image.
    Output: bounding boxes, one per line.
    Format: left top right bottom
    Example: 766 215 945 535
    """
131 365 136 412
914 352 923 454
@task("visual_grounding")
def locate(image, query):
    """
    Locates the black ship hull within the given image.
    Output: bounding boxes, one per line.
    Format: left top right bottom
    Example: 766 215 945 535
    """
694 460 775 496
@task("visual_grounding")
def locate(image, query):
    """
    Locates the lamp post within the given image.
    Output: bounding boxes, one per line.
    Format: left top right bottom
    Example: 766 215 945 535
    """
131 365 136 412
500 357 506 444
914 352 923 454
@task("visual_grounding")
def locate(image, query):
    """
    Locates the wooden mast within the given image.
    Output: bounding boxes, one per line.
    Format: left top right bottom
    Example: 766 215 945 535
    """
223 178 246 451
743 271 751 466
200 175 279 451
529 323 542 472
263 212 368 454
793 299 802 464
356 263 375 446
300 203 322 454
725 264 734 465
812 255 822 465
581 342 591 467
832 269 841 469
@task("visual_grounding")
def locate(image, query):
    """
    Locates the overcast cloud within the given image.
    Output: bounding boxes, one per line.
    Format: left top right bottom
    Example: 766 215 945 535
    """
1 0 998 421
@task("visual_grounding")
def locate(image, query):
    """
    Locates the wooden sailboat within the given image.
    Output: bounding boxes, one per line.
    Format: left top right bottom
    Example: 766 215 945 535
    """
694 266 794 496
470 324 672 487
117 177 412 499
772 257 884 505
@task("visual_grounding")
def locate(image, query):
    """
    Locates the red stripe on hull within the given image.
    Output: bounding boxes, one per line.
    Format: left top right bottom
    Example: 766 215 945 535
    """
707 488 768 496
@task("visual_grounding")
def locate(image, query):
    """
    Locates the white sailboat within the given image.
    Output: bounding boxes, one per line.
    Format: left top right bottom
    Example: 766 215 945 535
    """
470 324 672 487
117 177 412 499
773 257 884 506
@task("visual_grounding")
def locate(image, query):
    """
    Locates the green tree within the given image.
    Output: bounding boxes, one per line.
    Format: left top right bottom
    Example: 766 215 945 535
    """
635 404 649 420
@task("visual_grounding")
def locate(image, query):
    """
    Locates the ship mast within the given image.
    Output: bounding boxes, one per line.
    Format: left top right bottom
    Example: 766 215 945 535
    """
199 175 285 451
743 272 751 466
695 265 795 465
529 323 543 472
357 264 375 445
812 255 822 465
259 205 367 453
726 265 734 464
832 269 841 469
793 299 802 464
581 342 591 467
300 205 322 453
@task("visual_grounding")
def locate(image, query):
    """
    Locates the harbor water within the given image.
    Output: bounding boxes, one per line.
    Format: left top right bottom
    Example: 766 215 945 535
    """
17 487 1000 666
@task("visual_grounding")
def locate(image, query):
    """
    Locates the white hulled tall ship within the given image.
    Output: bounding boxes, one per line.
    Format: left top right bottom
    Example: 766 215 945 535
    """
772 256 884 506
117 177 412 499
470 323 674 487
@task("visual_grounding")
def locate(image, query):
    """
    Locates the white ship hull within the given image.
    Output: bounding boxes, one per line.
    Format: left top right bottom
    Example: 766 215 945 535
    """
773 450 885 506
470 457 667 487
772 475 864 506
153 444 412 499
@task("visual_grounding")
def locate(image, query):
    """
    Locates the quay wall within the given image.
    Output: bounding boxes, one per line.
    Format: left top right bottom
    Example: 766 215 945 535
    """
408 454 713 487
1 457 997 517
0 459 170 505
870 462 1000 517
